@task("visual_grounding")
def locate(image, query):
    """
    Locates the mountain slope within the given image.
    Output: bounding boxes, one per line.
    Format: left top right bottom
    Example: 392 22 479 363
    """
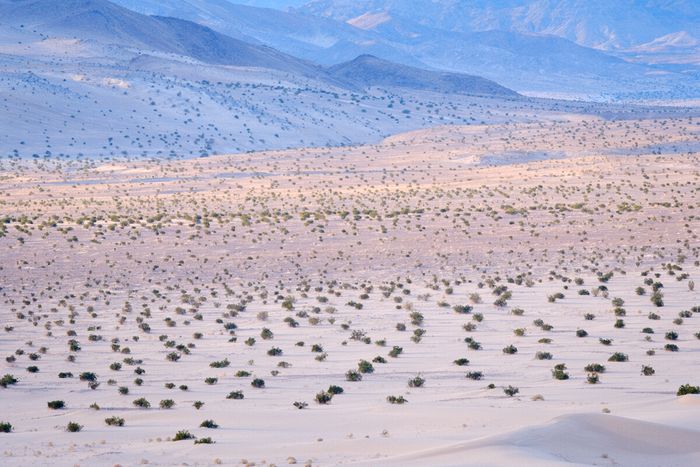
300 0 700 52
0 0 327 77
109 0 425 67
329 55 518 97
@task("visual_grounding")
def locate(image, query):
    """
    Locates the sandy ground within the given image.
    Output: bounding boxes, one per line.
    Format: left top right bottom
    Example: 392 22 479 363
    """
1 115 699 466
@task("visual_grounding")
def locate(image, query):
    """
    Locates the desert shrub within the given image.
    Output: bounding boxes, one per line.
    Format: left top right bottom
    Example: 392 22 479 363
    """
650 292 664 307
173 430 194 441
465 371 483 380
260 328 273 340
109 362 122 371
47 400 65 410
538 338 552 344
194 437 214 444
200 419 218 428
641 365 655 376
235 371 251 377
372 355 387 364
267 347 283 356
58 372 73 379
227 391 244 400
210 358 230 368
665 331 679 340
27 366 39 373
473 313 484 322
513 328 526 337
552 364 569 380
315 391 333 404
251 378 265 388
584 363 606 373
358 360 374 374
408 375 425 388
133 397 150 408
584 313 595 321
535 351 553 360
502 345 518 355
386 395 407 404
503 385 519 397
166 352 180 362
614 319 625 329
327 385 344 395
66 422 82 432
587 373 599 384
293 401 308 409
465 338 482 350
105 416 124 427
676 384 699 396
665 343 679 352
1 374 19 388
599 338 613 346
160 399 175 409
388 346 403 358
454 358 469 366
0 422 12 433
346 370 362 382
205 377 218 385
642 327 654 334
453 305 473 314
608 352 628 362
576 329 588 337
79 372 97 382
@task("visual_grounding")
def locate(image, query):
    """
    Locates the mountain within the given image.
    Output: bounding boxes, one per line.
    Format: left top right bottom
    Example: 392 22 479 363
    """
0 0 327 77
109 0 425 67
104 0 699 99
299 0 700 53
295 0 700 98
329 55 518 97
0 0 531 161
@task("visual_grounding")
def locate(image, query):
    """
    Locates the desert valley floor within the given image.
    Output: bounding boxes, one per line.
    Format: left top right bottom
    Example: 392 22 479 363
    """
1 113 700 466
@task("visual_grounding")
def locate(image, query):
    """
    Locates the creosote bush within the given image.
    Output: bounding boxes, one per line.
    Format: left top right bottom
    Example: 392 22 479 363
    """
105 416 125 427
676 384 700 396
200 419 218 428
408 375 425 388
66 422 82 432
133 397 151 408
386 395 407 404
47 400 65 410
608 352 628 362
173 430 194 441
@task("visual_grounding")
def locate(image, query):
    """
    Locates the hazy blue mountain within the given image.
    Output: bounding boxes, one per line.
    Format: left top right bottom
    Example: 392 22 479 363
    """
297 0 700 98
300 0 700 53
107 0 699 99
0 0 334 78
110 0 424 67
329 54 518 97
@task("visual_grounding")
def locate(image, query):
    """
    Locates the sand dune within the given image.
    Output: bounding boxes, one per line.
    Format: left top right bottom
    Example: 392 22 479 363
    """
382 411 700 466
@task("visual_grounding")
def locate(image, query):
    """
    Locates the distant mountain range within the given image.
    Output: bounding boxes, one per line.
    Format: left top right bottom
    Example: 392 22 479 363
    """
0 0 540 160
103 0 700 99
